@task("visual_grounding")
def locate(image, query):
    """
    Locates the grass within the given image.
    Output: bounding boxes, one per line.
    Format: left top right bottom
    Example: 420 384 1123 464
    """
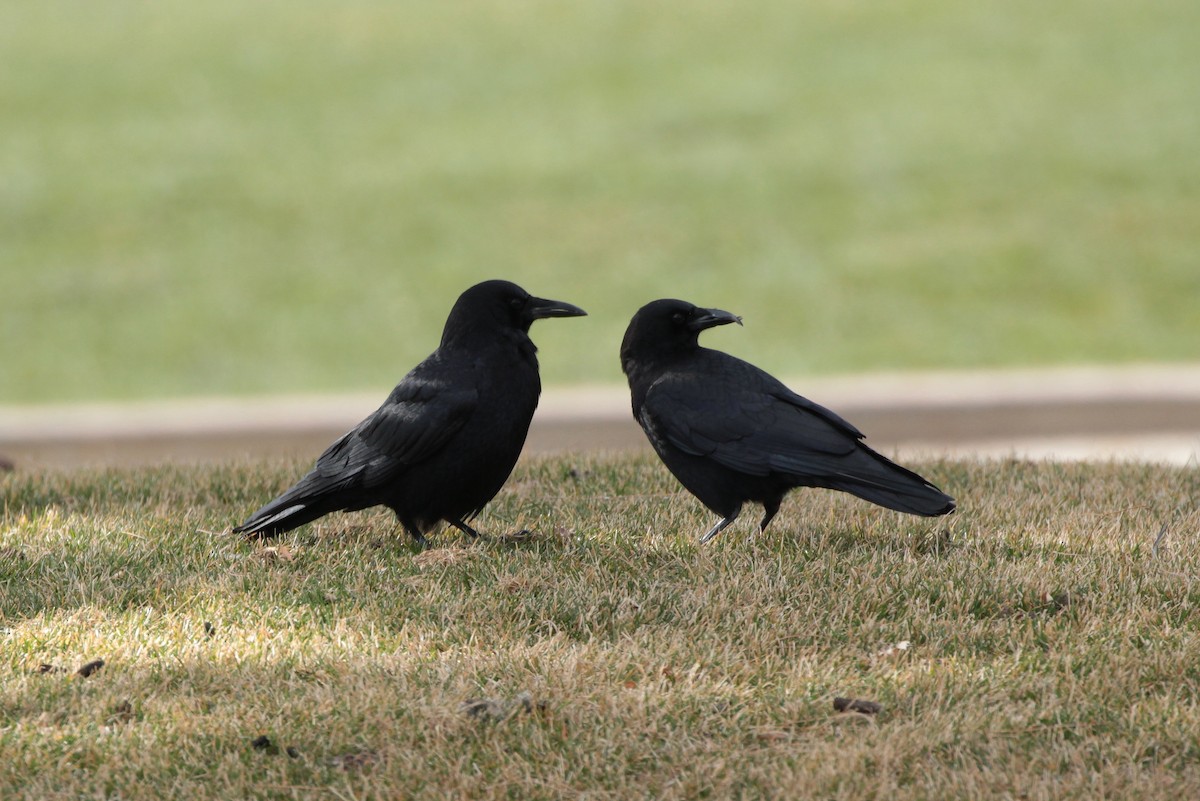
2 454 1199 798
3 0 1200 403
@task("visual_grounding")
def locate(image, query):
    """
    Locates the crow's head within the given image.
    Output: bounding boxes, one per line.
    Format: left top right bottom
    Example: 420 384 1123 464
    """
620 298 742 369
444 280 586 343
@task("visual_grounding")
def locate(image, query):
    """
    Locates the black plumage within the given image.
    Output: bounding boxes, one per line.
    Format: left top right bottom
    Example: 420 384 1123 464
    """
234 280 586 544
620 299 955 543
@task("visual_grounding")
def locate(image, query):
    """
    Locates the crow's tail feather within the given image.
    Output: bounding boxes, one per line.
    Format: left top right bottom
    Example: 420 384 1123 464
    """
827 446 956 517
233 498 332 538
232 470 354 538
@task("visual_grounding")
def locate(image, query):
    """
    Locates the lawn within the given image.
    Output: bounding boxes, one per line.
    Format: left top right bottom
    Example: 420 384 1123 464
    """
2 455 1199 798
3 0 1199 403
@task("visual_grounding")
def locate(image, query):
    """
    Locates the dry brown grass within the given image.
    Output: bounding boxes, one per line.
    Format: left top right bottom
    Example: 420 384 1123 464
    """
2 455 1199 799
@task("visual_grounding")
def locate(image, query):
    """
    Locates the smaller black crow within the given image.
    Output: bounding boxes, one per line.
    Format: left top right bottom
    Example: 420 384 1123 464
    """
234 280 586 544
621 299 955 543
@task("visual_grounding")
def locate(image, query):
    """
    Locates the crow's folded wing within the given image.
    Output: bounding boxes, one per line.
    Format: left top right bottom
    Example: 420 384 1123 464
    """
641 368 865 480
307 377 479 493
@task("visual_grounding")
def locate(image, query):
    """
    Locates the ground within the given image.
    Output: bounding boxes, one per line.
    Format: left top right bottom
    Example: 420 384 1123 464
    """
2 455 1198 798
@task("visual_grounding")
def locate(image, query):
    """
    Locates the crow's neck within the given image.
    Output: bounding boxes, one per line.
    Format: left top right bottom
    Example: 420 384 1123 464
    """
443 325 538 364
622 344 699 401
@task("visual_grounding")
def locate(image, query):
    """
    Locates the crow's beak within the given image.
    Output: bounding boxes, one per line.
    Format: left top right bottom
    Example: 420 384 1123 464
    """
527 297 588 320
688 307 742 331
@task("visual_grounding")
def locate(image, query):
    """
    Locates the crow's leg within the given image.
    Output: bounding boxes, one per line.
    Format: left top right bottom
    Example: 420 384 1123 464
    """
699 506 741 544
449 519 481 540
398 518 430 548
758 497 782 535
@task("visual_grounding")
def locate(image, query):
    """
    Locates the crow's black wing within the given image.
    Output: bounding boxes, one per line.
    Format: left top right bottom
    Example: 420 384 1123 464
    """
234 367 479 534
306 375 479 494
640 359 865 480
242 366 477 515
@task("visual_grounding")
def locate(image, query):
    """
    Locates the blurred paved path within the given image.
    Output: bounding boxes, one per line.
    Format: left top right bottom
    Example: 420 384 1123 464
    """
2 364 1198 469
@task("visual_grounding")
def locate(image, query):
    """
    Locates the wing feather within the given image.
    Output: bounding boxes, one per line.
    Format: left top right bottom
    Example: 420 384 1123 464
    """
642 357 864 481
316 380 477 486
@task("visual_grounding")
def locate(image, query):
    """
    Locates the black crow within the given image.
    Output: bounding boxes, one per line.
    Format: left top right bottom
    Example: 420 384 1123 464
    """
621 299 955 544
234 279 586 544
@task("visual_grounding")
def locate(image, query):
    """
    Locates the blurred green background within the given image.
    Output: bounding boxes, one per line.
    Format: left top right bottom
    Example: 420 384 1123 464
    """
2 0 1197 404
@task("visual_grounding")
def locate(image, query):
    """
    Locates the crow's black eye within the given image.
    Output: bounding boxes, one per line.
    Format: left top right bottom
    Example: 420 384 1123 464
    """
510 297 525 309
671 312 685 324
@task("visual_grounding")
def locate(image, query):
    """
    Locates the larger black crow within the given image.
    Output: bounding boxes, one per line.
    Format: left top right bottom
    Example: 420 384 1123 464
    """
234 280 586 544
621 299 955 544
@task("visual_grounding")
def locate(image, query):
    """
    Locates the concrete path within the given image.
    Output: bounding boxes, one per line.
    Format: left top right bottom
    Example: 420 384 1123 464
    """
2 364 1198 469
